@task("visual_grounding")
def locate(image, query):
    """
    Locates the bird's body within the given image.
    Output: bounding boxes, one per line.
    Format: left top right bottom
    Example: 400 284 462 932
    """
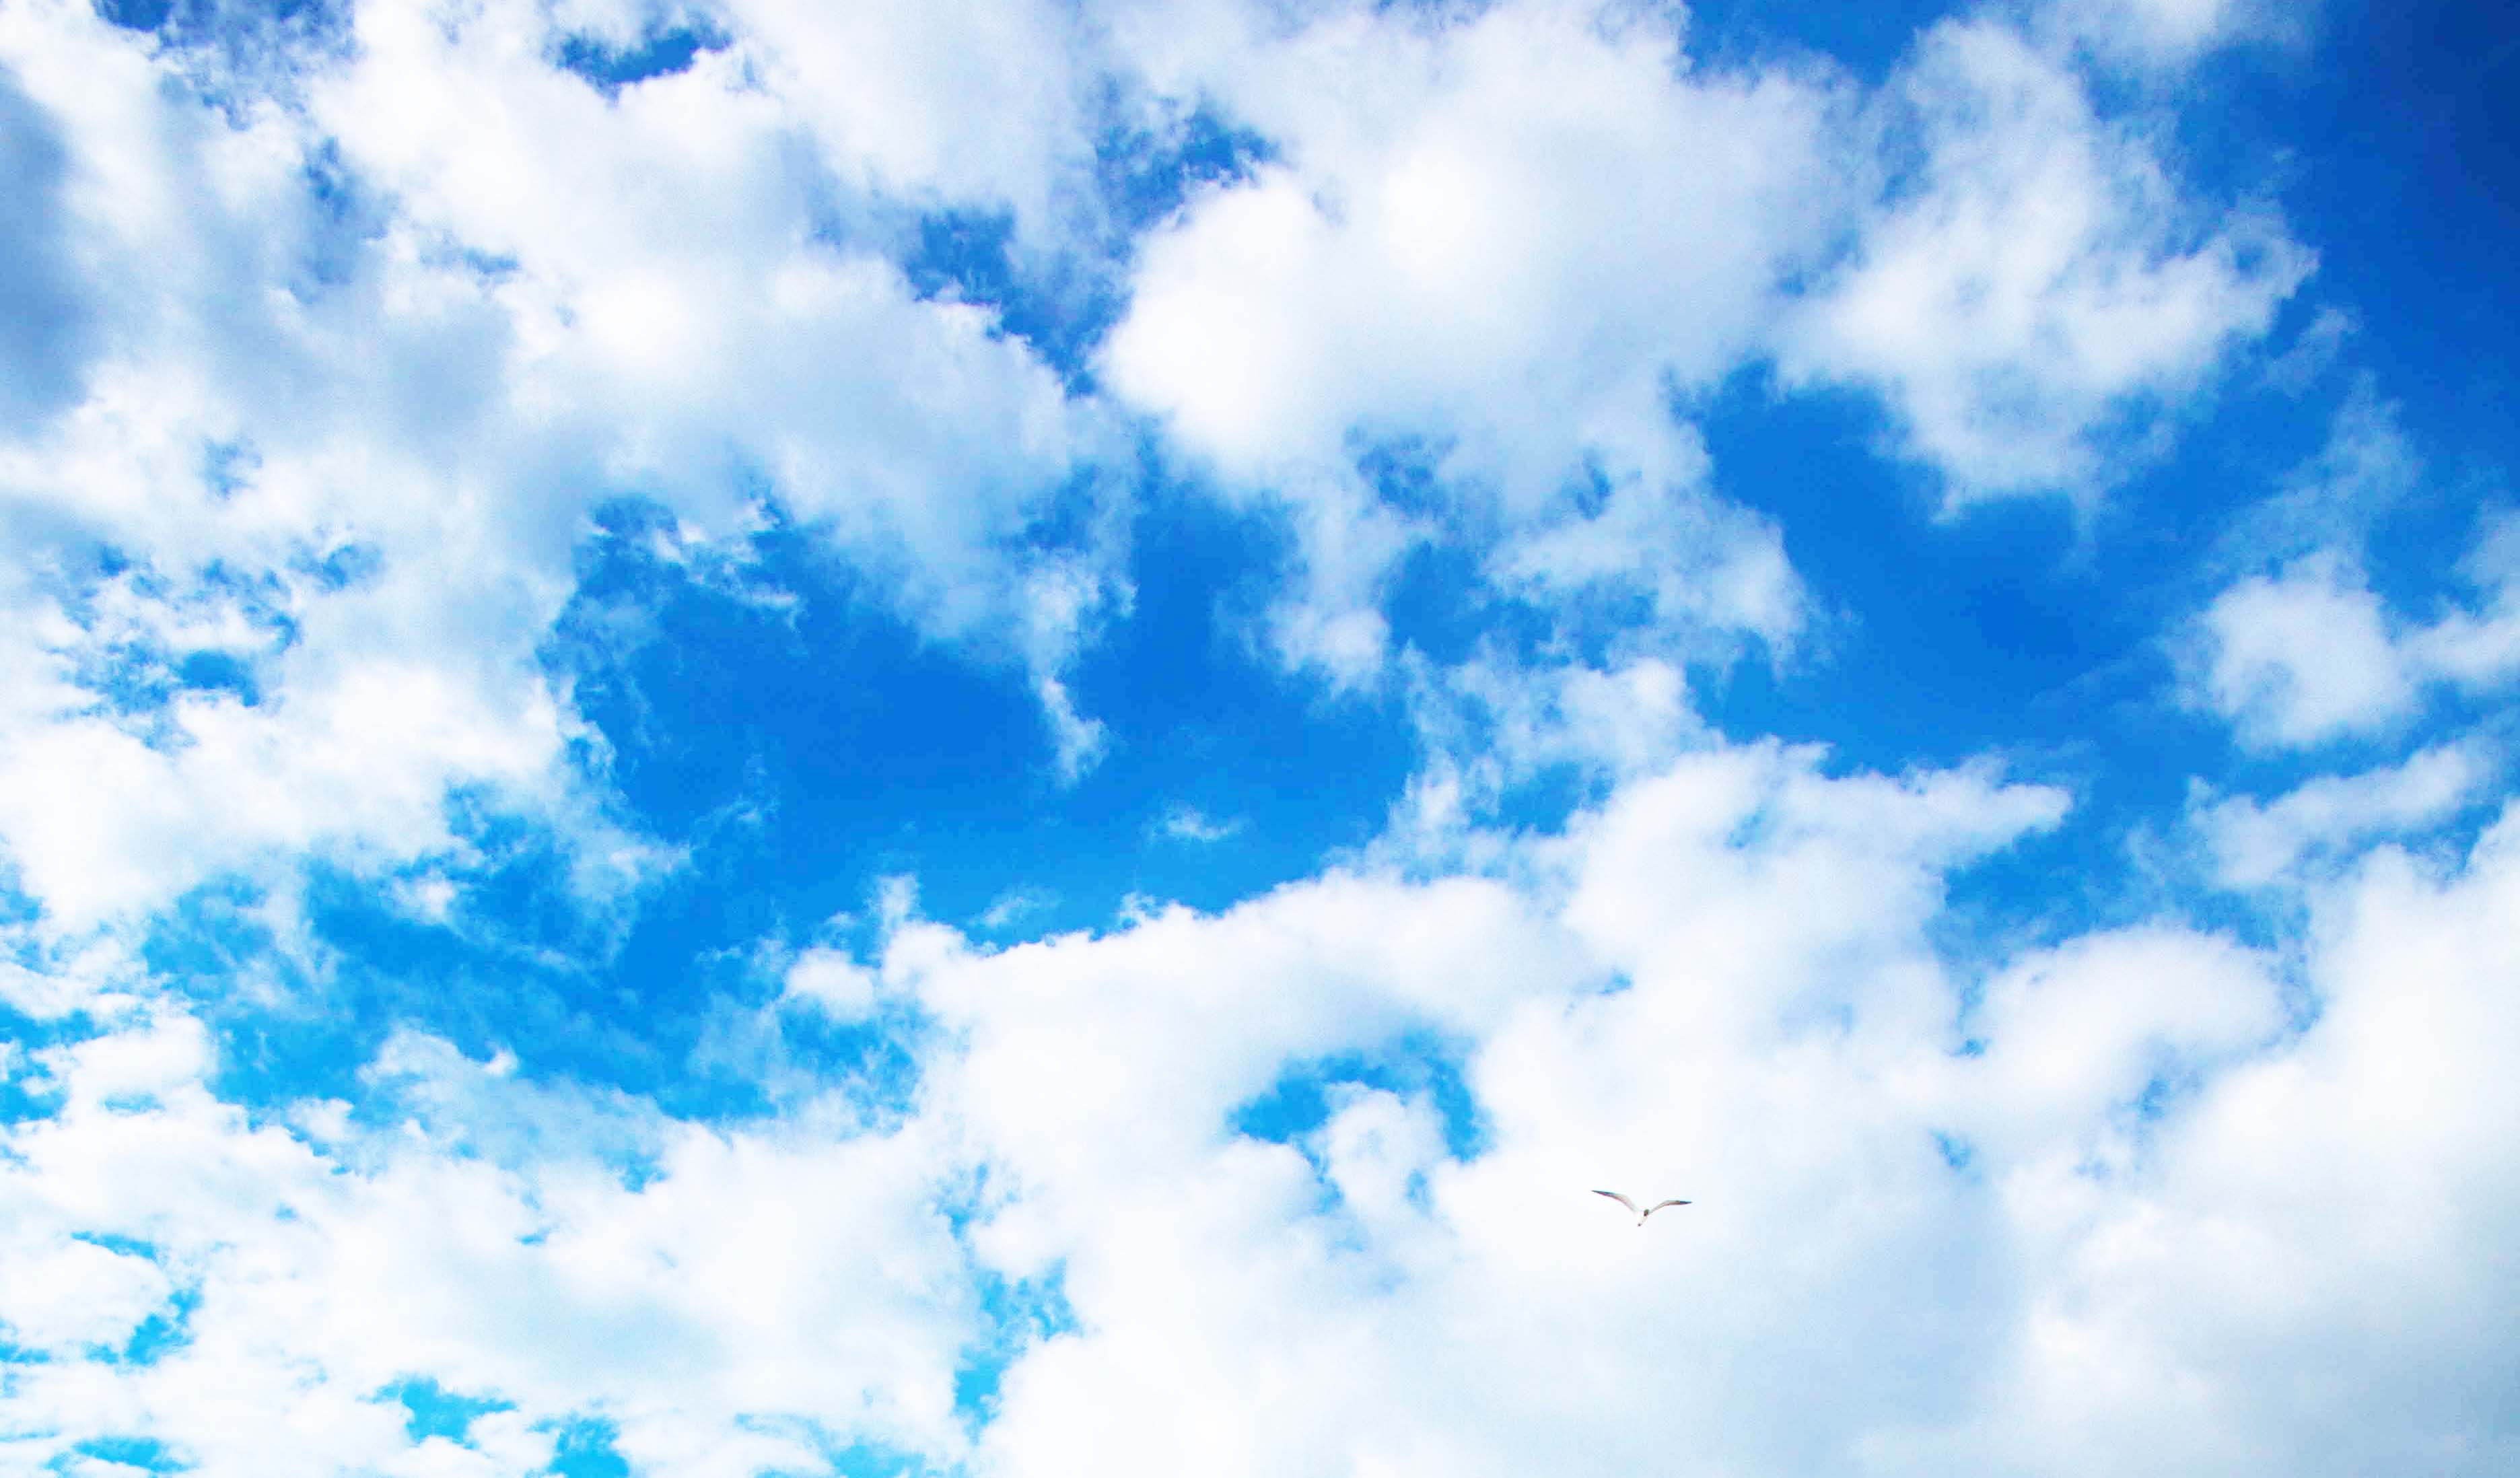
1593 1189 1691 1226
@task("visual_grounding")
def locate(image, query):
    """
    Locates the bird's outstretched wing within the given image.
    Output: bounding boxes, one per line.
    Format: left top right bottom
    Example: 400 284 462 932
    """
1593 1189 1640 1214
1645 1199 1693 1216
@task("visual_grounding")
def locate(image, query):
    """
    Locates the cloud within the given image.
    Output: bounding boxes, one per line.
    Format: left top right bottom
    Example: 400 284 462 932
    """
5 731 2519 1474
0 63 93 433
1909 811 2520 1473
2191 553 2418 748
0 0 1117 929
0 1010 983 1478
2194 743 2489 887
2043 0 2314 69
951 750 2519 1477
2190 519 2520 751
928 745 2073 1475
1778 19 2309 501
781 947 882 1020
1153 804 1242 844
1100 0 1843 678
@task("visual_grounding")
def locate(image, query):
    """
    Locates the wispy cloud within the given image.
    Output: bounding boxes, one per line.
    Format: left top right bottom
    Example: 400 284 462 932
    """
1153 804 1245 845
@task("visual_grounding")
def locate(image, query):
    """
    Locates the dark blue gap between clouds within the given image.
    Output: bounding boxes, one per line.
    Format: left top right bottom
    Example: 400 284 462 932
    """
551 20 728 100
1230 1034 1492 1162
2163 0 2520 495
899 107 1275 393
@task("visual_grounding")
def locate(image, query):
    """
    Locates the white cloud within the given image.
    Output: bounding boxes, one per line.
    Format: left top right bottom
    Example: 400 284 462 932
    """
2044 0 2311 69
4 738 2518 1473
0 1014 981 1478
944 747 2520 1477
0 0 1118 929
1101 0 1841 678
2185 394 2520 750
714 0 1074 209
1899 810 2520 1473
1154 804 1243 844
931 746 2076 1476
2196 743 2489 887
2192 517 2520 751
2193 553 2416 748
0 1234 173 1354
1779 19 2309 500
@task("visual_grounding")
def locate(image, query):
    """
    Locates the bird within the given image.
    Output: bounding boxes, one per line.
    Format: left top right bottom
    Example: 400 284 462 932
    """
1593 1189 1691 1226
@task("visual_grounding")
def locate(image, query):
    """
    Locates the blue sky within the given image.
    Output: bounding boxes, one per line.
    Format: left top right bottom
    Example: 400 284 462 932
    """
3 0 2519 1475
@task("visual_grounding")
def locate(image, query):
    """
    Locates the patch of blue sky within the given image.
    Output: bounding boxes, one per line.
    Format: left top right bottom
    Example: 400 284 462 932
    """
895 105 1273 389
540 1417 631 1478
94 0 355 119
553 485 1418 933
60 1436 183 1475
109 1290 197 1370
1689 291 2513 960
1095 104 1276 236
380 1376 515 1446
138 854 674 1147
90 0 176 34
1684 0 1969 81
120 647 957 1126
0 1007 73 1125
952 1263 1078 1433
1230 1030 1492 1161
2237 3 2520 459
551 20 730 100
901 209 1119 392
1693 380 2192 928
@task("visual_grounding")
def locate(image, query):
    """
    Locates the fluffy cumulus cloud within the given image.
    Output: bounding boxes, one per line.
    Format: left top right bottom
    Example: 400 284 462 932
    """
1101 0 1836 679
3 0 2515 1475
1778 17 2308 499
10 746 2519 1475
2193 743 2489 887
2188 413 2520 751
1 1014 978 1478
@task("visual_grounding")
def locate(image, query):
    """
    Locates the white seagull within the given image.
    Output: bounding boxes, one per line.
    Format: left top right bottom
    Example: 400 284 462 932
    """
1594 1189 1691 1226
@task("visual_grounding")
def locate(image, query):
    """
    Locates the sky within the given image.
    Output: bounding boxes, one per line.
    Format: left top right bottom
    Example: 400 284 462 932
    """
1 0 2518 1473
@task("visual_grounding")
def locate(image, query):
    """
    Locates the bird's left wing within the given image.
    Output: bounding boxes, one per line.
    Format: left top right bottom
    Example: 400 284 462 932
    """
1593 1189 1640 1214
1647 1199 1693 1213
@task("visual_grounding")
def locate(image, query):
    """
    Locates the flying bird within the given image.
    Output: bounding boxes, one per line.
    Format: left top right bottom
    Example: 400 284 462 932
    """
1594 1189 1691 1226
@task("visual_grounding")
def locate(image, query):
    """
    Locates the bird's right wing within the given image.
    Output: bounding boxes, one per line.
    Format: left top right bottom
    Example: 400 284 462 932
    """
1646 1199 1693 1214
1593 1189 1640 1214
